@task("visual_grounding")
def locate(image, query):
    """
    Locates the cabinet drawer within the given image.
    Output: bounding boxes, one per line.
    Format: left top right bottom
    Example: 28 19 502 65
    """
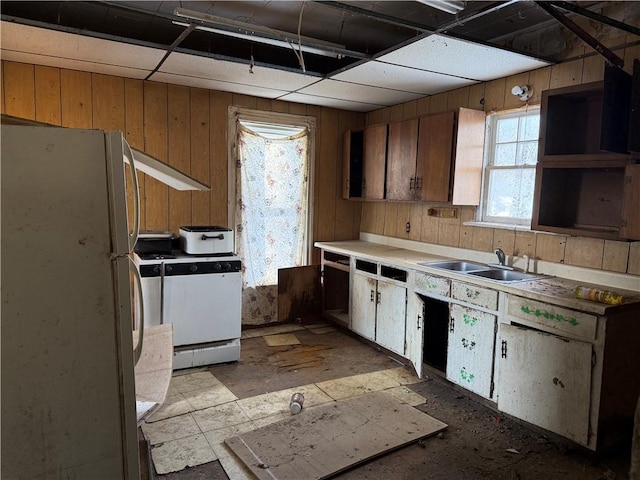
451 281 498 310
507 296 597 341
413 272 450 297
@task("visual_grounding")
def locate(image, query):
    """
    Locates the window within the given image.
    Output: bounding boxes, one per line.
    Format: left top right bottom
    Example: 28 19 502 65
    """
228 107 316 325
480 108 540 226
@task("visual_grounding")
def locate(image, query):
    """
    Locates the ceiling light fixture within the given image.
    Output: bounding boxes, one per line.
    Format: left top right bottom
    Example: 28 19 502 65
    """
173 7 348 59
416 0 466 15
511 84 533 101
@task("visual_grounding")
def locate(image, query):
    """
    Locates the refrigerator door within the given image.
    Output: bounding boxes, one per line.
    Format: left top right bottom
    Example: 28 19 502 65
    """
1 125 140 479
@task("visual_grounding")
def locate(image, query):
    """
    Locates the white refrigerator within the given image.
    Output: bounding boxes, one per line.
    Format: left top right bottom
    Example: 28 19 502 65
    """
2 125 143 479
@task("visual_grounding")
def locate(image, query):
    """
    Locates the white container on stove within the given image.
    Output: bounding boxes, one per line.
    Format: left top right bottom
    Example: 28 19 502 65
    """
179 225 234 255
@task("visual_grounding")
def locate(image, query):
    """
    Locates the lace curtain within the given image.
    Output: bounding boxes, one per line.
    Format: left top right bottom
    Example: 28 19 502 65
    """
236 122 310 325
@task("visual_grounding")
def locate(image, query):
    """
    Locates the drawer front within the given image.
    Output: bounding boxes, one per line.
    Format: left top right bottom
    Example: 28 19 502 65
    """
451 281 498 310
507 296 597 341
413 272 450 297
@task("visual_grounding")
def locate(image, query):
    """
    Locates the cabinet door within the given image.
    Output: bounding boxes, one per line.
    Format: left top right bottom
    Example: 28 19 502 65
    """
342 129 363 199
620 164 640 240
446 304 496 399
405 292 424 378
386 118 418 201
416 112 454 202
375 280 407 355
451 108 486 206
497 324 592 446
351 273 377 340
363 125 387 200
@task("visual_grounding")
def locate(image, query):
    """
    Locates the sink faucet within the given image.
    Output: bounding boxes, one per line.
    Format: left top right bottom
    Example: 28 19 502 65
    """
495 248 506 266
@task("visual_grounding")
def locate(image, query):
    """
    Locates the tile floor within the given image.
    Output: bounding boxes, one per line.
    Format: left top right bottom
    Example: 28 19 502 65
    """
141 323 425 477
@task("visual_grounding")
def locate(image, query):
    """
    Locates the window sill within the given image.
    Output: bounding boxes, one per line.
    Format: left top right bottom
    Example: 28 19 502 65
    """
463 221 532 232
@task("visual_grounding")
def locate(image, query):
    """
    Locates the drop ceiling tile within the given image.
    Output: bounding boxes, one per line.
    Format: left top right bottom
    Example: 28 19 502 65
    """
150 72 289 99
296 79 424 106
159 52 319 91
278 92 383 112
0 50 152 79
0 21 165 70
332 61 476 95
379 34 551 82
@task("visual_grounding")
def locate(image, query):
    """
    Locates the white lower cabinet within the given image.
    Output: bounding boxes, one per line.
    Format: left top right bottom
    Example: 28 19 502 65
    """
497 323 592 446
446 304 496 399
351 272 377 341
351 266 407 356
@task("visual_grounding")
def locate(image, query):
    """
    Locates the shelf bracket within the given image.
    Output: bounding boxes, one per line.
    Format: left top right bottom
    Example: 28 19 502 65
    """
535 1 624 68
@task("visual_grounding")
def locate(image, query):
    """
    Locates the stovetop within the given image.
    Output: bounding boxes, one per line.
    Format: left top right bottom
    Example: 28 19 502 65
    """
134 250 240 265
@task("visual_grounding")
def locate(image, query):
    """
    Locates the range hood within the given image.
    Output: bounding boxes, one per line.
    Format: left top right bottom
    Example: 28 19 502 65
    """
1 114 210 191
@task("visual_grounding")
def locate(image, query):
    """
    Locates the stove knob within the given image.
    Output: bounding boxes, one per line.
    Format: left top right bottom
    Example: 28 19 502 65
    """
222 262 231 271
213 262 222 272
165 265 173 273
153 266 161 274
189 264 198 273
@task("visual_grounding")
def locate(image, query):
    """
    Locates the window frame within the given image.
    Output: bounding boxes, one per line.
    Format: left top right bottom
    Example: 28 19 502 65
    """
479 107 541 227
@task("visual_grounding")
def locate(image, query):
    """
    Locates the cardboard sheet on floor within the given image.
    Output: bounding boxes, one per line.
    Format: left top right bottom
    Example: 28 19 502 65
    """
225 390 447 480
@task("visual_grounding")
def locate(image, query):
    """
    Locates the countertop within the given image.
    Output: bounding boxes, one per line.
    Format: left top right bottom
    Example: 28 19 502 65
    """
315 240 640 316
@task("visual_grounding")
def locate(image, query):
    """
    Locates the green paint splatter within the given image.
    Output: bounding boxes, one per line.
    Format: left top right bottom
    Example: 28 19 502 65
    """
520 306 579 326
460 368 475 383
462 313 478 326
426 280 438 289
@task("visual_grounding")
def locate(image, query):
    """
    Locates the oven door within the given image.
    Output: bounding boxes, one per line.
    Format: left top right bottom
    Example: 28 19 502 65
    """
163 271 242 346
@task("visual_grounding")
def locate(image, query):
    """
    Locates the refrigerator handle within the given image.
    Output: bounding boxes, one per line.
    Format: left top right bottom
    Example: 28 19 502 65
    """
130 257 145 365
123 138 140 252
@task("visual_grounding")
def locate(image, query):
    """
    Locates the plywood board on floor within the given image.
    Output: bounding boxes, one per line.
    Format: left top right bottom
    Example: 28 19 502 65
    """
225 390 447 480
264 333 301 347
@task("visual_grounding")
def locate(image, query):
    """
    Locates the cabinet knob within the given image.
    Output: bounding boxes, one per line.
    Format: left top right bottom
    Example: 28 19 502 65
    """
370 289 375 302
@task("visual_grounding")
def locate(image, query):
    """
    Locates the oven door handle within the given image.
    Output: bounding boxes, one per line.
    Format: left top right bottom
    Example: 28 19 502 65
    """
130 257 144 365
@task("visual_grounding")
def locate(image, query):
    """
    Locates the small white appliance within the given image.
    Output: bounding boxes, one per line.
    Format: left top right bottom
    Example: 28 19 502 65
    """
179 225 234 255
134 251 242 369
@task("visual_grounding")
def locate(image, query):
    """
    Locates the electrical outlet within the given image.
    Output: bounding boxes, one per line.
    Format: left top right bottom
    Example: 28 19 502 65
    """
405 222 411 233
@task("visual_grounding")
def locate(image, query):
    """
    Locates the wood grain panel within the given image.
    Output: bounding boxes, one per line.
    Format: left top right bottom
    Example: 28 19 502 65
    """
232 94 257 109
167 85 192 234
514 231 536 257
581 55 605 84
360 202 375 233
493 229 516 256
92 74 124 131
124 78 145 230
210 91 232 227
190 88 211 226
316 108 339 241
502 72 529 111
437 216 460 247
471 226 493 252
535 232 567 263
0 61 4 114
564 236 604 269
3 62 35 119
396 203 410 238
288 102 307 116
416 112 454 202
336 110 364 240
271 100 290 113
549 60 583 89
60 69 92 128
402 101 418 120
458 207 475 249
602 241 630 273
383 202 398 237
362 124 387 200
408 204 423 241
35 66 61 125
372 202 386 234
623 44 640 75
429 93 448 114
143 81 169 232
451 108 485 206
386 118 418 201
483 78 506 113
256 98 272 111
416 97 430 116
366 108 384 126
527 67 551 105
388 104 404 122
628 242 640 275
447 87 470 110
468 84 485 111
420 212 439 244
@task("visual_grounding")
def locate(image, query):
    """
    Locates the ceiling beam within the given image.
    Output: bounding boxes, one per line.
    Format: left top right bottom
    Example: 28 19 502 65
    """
535 1 624 68
547 1 640 37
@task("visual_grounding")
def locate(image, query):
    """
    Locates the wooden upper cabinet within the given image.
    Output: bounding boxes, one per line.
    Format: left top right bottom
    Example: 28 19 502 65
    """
342 129 363 199
362 124 388 200
387 119 419 201
416 112 454 202
451 108 486 206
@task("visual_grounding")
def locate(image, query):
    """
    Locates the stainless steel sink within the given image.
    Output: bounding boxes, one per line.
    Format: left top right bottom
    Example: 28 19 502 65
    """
420 260 490 272
467 269 541 282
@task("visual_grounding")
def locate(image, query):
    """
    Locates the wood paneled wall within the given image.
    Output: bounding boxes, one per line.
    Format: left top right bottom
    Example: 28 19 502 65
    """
0 61 364 264
361 41 640 276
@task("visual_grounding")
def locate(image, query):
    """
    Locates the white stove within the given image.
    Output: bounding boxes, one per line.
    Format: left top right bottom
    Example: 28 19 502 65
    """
134 251 242 369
